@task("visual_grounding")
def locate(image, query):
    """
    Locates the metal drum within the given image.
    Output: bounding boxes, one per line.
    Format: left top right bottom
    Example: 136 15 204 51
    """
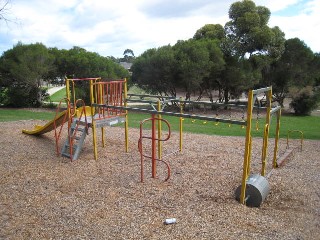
235 174 270 207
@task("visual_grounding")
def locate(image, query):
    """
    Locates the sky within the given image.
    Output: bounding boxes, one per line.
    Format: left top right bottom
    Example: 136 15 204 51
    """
0 0 319 58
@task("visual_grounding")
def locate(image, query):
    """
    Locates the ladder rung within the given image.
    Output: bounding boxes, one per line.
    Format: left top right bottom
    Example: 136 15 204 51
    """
64 144 78 150
71 127 85 132
61 152 72 158
73 136 81 140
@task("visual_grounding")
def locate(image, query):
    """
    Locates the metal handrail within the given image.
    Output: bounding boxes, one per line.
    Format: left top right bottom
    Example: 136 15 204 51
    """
287 130 304 151
54 98 72 156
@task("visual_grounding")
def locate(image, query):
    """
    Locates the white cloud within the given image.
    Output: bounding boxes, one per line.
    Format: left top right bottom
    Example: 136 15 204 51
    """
1 0 319 57
268 0 320 52
255 0 301 12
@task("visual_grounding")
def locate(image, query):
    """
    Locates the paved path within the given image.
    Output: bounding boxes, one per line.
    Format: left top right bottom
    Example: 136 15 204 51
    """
47 86 65 95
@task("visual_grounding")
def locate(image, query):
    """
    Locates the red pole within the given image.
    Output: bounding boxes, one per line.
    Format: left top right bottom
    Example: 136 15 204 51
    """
151 114 157 178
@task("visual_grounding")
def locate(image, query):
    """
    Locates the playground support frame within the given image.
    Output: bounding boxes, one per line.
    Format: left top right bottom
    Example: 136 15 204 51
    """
65 77 128 161
239 86 282 205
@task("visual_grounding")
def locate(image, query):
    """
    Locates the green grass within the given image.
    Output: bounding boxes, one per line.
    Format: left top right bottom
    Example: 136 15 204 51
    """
48 88 67 102
126 112 320 140
0 109 56 122
46 85 144 103
128 84 147 95
1 108 319 140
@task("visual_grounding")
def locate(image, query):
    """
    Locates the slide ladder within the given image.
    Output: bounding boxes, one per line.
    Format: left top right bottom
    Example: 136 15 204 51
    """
61 120 88 161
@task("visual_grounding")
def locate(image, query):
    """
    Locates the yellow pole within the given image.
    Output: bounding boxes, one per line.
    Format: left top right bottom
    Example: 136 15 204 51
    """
157 100 162 159
90 79 98 160
261 89 272 176
65 78 72 120
247 134 252 176
261 124 269 176
65 78 70 100
124 78 129 152
273 108 281 168
99 83 105 147
240 89 253 205
179 97 183 152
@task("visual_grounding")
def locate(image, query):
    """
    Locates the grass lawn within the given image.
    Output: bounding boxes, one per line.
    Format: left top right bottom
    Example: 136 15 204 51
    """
127 112 320 140
48 88 67 102
0 109 56 122
1 108 319 140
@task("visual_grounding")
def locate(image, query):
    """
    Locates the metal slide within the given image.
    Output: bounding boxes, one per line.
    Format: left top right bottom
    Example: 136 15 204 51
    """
22 110 68 136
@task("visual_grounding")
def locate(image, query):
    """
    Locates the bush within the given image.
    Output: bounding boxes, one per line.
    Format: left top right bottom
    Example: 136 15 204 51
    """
290 87 320 115
5 83 41 107
0 87 9 106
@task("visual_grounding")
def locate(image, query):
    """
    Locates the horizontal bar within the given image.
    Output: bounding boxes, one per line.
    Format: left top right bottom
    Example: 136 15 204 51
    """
66 78 101 81
92 104 247 125
127 93 176 99
92 79 126 85
171 99 248 109
270 106 281 115
126 99 157 104
126 96 270 110
252 87 272 95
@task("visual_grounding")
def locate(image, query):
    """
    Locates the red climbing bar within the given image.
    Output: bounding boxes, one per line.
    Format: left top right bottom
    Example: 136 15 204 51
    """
138 115 172 182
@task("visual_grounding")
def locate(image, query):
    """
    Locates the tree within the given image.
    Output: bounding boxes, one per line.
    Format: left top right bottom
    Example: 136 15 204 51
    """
218 0 285 102
193 24 225 41
49 46 130 104
122 49 135 63
131 46 177 96
289 86 320 115
0 0 11 23
0 0 18 27
265 38 314 107
173 39 217 100
0 42 54 107
225 0 273 57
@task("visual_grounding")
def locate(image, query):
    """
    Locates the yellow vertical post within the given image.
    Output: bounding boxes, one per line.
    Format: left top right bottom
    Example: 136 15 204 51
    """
157 100 162 159
65 78 70 100
261 89 272 176
124 79 129 152
240 89 254 205
90 79 98 160
273 108 281 168
247 134 252 176
71 81 76 108
179 97 183 152
99 83 106 147
261 124 269 176
65 78 72 120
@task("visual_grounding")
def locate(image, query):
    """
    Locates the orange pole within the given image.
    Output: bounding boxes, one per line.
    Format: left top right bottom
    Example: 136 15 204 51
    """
151 114 157 178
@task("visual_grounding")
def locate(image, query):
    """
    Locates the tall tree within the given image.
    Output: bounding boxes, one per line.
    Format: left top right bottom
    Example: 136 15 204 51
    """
131 46 177 96
0 42 54 106
193 24 225 41
264 38 315 107
122 49 135 63
0 0 11 24
219 0 285 102
173 39 215 100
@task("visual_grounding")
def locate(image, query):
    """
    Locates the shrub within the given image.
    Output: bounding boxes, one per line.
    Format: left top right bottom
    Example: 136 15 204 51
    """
290 86 320 115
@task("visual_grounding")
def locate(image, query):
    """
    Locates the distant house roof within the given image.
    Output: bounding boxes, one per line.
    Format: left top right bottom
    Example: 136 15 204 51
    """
119 62 132 70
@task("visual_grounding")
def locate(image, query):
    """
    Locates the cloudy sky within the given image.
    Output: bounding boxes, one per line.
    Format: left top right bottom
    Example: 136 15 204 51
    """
0 0 319 58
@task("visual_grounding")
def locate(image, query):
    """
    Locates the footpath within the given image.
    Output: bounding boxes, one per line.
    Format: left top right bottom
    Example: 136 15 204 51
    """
47 86 65 95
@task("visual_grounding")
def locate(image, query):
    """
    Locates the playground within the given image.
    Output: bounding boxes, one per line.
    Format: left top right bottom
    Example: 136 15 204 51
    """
0 120 319 239
0 78 319 239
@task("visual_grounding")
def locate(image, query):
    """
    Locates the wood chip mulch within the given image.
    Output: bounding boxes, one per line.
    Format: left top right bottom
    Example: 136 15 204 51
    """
1 120 319 239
